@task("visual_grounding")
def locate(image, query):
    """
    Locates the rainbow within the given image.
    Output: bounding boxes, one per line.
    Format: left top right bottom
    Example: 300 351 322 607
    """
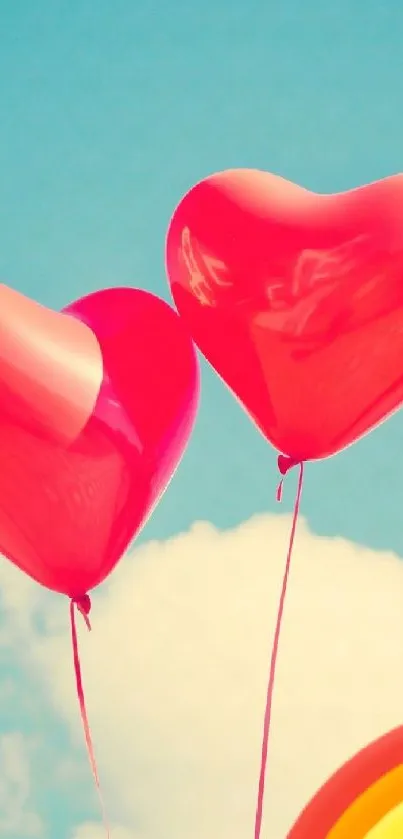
288 727 403 838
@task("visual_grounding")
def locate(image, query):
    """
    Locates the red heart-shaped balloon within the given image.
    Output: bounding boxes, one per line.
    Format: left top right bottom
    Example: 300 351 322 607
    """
0 285 199 598
166 169 403 461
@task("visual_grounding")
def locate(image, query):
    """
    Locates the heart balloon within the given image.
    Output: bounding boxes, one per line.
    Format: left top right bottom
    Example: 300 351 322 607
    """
0 284 199 598
166 169 403 461
287 726 403 838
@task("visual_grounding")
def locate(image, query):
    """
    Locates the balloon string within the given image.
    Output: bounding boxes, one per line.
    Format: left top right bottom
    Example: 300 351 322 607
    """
254 459 304 839
70 597 110 839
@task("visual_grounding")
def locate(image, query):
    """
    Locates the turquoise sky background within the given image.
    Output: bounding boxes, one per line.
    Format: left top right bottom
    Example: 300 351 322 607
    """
1 1 403 836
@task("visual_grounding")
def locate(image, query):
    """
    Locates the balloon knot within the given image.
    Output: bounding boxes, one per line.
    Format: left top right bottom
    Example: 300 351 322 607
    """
72 594 92 630
277 455 299 476
276 456 302 502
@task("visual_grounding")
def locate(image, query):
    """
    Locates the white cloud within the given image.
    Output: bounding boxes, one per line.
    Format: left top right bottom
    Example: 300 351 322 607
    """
1 513 403 838
0 732 44 837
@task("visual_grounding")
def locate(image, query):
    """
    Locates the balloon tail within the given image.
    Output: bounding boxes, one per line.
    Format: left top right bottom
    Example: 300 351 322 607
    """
254 458 304 839
70 597 110 839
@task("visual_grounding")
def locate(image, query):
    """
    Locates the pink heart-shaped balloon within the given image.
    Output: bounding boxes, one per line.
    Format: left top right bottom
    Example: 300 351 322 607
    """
0 284 199 597
166 169 403 461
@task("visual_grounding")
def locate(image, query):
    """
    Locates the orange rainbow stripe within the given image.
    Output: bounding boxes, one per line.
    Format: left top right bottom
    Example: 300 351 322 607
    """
288 727 403 838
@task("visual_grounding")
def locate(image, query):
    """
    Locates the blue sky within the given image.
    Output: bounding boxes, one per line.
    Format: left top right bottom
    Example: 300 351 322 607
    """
1 1 403 837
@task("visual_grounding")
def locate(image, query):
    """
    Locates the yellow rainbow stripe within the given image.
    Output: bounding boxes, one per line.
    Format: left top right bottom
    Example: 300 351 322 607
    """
365 802 403 838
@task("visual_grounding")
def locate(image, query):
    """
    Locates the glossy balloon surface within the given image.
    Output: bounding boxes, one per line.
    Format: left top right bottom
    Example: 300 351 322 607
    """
0 285 199 597
167 169 403 461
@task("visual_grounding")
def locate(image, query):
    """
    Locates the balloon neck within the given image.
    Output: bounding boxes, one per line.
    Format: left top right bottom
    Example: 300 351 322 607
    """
276 456 303 503
72 594 92 630
277 454 300 476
